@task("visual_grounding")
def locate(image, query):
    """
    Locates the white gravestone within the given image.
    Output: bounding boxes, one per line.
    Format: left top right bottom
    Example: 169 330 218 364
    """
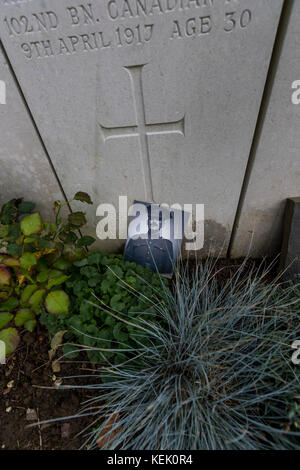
0 44 64 219
231 0 300 257
0 0 283 253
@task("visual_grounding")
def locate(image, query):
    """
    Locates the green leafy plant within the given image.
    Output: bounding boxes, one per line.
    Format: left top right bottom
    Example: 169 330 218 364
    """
53 258 300 450
40 251 168 364
0 193 94 356
0 327 20 359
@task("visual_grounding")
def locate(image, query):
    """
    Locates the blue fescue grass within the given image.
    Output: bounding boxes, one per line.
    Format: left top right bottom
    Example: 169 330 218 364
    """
48 257 300 450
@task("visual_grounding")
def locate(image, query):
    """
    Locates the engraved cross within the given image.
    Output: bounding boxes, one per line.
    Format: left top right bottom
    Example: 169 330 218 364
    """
99 64 185 201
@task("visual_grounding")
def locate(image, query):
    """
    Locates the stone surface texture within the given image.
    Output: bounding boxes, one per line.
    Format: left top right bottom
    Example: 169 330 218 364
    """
232 0 300 258
0 0 284 252
0 43 64 219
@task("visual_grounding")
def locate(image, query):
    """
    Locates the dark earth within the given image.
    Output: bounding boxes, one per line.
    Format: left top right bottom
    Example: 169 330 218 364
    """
0 325 94 450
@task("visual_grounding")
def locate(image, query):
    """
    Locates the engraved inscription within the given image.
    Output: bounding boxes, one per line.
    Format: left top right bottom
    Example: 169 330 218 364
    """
67 4 97 25
1 1 253 60
170 15 212 38
105 0 214 19
99 64 185 201
3 0 34 4
223 9 251 32
4 11 59 35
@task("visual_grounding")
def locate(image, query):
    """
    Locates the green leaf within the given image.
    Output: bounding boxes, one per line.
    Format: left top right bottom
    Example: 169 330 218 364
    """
113 323 129 342
29 289 46 308
73 258 89 267
0 266 11 285
8 223 22 240
37 270 50 283
18 201 35 214
88 275 102 288
48 269 64 279
79 301 94 318
74 192 93 204
66 231 78 243
77 236 96 247
63 343 79 359
80 266 98 278
87 253 103 265
0 328 20 356
4 257 20 268
6 243 22 256
0 199 20 225
72 280 89 296
15 309 35 327
0 225 9 237
0 288 12 301
68 212 87 227
21 213 43 236
100 279 113 294
20 252 37 270
63 245 86 262
44 222 57 233
24 319 37 332
0 312 14 329
53 257 72 270
45 290 69 315
104 314 116 327
24 237 36 244
94 327 112 349
36 258 49 272
47 275 69 290
38 238 55 250
110 266 124 278
0 297 19 312
68 316 83 332
110 294 125 312
21 285 38 304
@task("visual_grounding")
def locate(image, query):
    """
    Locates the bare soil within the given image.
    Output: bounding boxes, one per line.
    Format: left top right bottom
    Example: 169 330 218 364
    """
0 325 93 450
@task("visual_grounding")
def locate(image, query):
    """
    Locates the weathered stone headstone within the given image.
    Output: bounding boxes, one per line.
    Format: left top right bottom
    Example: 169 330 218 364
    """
0 43 64 218
0 0 284 253
231 0 300 258
279 197 300 282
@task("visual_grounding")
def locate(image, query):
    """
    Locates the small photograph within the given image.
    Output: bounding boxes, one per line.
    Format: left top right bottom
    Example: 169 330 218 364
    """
124 201 188 276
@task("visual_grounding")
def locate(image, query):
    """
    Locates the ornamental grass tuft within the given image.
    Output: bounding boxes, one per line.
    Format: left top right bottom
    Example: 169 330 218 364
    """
54 258 300 450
